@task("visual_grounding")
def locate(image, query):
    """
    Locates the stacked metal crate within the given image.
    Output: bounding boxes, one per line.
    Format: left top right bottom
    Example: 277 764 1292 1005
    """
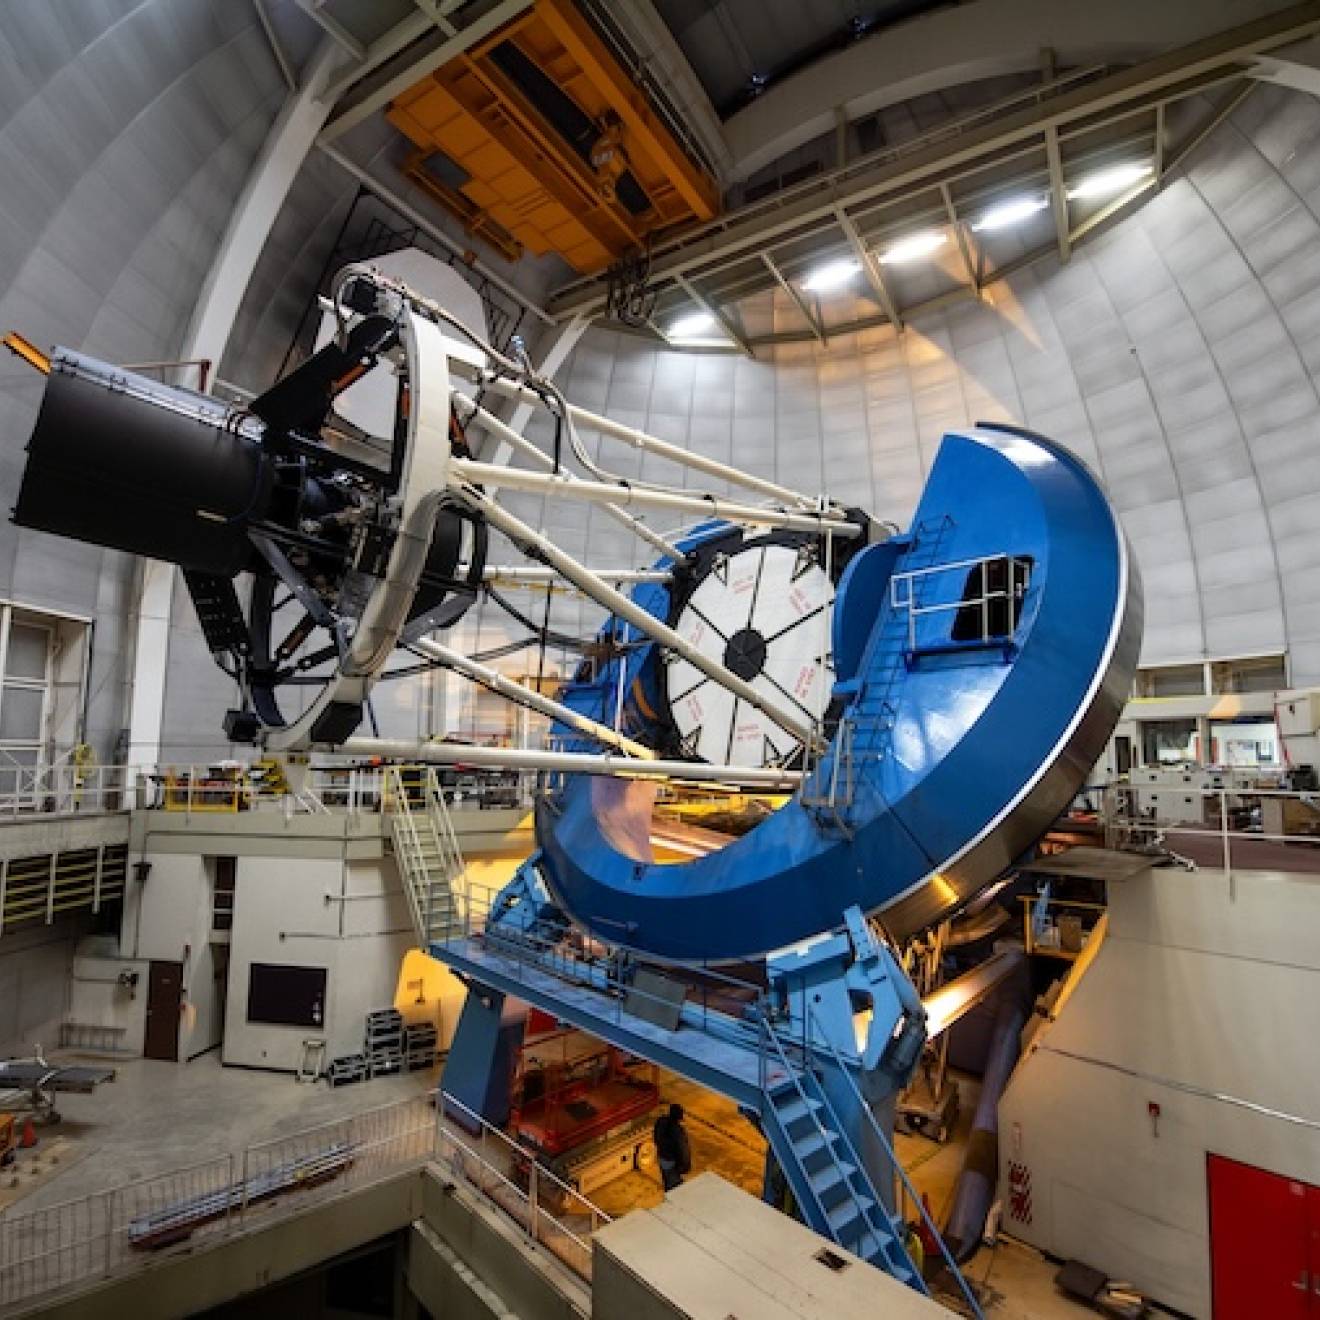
326 1053 368 1087
404 1022 438 1071
365 1008 405 1077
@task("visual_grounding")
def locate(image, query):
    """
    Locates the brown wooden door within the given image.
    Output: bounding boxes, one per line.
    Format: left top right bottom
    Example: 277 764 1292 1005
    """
144 960 183 1061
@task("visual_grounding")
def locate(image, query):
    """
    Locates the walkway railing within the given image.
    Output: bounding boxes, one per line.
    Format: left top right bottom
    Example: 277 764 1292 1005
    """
0 758 131 818
437 1092 610 1280
0 1087 608 1312
1099 781 1320 885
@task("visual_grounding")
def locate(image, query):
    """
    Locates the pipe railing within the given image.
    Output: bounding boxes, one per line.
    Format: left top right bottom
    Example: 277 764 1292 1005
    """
1098 780 1320 887
437 1091 610 1279
0 757 132 818
0 1086 613 1311
800 1006 986 1319
441 878 771 1038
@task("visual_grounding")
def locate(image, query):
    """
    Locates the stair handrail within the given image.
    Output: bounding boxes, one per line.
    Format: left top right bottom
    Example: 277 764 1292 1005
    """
804 1005 985 1319
755 1009 899 1276
424 768 465 872
424 767 466 935
385 765 431 946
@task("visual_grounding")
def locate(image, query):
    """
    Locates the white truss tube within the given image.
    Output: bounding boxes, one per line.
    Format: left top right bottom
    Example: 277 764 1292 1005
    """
450 458 862 539
483 566 672 586
461 368 844 516
411 637 654 760
453 391 682 560
450 481 817 748
341 737 803 790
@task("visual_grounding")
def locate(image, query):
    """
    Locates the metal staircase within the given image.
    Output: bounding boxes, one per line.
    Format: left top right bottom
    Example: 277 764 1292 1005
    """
760 1023 924 1290
387 766 465 946
434 909 984 1316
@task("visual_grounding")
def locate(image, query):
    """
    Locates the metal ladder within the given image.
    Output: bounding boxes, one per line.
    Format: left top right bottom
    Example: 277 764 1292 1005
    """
806 517 955 836
386 766 465 947
759 1019 926 1290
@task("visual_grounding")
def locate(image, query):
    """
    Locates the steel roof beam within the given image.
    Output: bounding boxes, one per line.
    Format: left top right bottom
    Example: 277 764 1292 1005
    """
1044 125 1071 263
546 1 1320 317
319 0 533 142
253 0 297 90
760 253 827 345
836 209 902 331
295 0 365 61
939 182 980 295
675 275 755 357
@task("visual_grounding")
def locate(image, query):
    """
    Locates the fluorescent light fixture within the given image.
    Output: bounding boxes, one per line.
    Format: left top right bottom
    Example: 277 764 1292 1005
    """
878 231 947 265
801 258 861 293
971 195 1048 232
1067 162 1153 201
669 311 716 338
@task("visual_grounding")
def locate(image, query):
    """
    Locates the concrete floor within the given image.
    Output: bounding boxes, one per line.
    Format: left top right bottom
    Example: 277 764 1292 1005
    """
7 1050 438 1213
588 1066 1096 1320
7 1053 1100 1319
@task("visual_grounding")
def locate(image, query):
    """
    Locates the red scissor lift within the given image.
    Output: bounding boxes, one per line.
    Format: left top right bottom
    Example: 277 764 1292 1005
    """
509 1021 660 1208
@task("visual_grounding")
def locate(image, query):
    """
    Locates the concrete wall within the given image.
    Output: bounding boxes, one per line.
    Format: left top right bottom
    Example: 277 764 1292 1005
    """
0 917 81 1055
0 0 303 762
222 853 414 1070
121 853 223 1061
66 950 150 1055
998 865 1320 1316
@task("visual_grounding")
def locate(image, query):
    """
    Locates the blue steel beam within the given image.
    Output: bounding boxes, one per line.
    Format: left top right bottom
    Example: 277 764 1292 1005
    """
432 935 786 1109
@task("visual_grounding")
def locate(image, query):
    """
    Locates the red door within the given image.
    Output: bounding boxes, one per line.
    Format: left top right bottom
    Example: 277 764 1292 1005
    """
1208 1154 1316 1317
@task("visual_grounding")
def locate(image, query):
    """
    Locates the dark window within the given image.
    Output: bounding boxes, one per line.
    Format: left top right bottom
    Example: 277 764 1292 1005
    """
951 556 1032 642
246 963 326 1028
212 856 235 932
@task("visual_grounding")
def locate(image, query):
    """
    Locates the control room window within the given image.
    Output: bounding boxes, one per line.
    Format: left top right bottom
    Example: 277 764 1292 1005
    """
0 606 90 806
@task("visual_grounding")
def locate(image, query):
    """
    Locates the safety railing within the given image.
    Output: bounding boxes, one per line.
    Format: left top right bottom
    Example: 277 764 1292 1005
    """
1100 781 1320 886
436 1092 610 1281
440 878 771 1038
0 1088 600 1312
800 715 856 830
889 553 1030 657
799 1007 986 1320
138 764 386 820
134 762 539 821
0 758 131 817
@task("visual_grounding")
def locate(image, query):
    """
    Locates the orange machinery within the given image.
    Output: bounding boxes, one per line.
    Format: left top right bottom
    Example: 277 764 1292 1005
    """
386 0 719 274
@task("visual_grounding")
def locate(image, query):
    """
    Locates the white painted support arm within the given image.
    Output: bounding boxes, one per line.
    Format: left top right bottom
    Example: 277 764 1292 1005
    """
452 391 682 560
410 636 654 760
341 737 803 790
450 457 861 540
449 481 818 749
464 370 843 516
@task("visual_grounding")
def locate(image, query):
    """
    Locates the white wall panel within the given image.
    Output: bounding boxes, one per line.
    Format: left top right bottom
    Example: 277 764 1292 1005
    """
0 0 291 759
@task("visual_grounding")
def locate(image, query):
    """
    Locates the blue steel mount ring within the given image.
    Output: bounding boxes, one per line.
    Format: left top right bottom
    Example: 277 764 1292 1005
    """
535 424 1143 963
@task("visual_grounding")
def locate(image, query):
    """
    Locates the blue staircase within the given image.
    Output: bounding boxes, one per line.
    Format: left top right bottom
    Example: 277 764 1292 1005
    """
761 1027 925 1290
434 923 983 1316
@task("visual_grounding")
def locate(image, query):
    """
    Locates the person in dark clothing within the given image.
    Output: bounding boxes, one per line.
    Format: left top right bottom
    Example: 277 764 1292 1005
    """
653 1102 692 1192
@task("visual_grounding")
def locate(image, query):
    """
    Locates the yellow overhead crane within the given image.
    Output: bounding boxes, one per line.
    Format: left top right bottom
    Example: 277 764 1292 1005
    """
386 0 720 274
